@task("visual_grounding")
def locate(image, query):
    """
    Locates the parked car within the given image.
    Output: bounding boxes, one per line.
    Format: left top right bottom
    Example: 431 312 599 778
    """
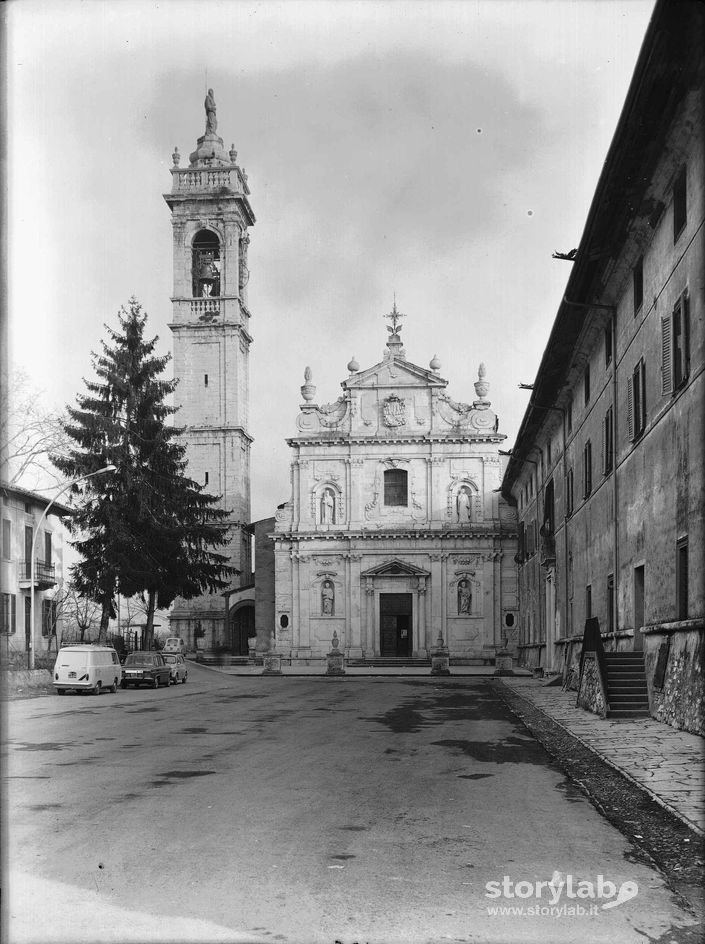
163 653 188 684
53 645 122 695
163 636 187 655
121 652 172 689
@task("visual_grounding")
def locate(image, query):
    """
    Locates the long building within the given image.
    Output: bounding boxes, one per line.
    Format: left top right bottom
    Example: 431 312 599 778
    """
501 0 704 733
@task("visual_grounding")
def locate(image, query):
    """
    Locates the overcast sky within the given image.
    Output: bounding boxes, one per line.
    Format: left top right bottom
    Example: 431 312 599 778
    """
7 0 655 520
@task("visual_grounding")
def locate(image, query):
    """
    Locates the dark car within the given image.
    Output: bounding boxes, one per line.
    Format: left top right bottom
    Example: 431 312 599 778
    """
121 652 172 689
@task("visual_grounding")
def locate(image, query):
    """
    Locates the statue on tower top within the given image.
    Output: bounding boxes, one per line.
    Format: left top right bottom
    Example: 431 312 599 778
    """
205 88 217 134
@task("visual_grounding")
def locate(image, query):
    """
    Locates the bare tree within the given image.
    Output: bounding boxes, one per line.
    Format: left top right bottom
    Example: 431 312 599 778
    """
58 585 102 644
0 368 71 490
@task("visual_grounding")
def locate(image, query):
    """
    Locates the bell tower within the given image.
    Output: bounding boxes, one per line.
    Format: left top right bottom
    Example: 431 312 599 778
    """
164 89 255 647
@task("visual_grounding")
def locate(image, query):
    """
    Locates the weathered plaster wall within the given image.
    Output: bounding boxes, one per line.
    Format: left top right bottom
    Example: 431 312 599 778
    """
577 653 607 717
643 623 705 735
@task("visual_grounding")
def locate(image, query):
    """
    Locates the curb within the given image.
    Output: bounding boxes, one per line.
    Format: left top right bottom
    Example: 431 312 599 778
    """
496 679 705 838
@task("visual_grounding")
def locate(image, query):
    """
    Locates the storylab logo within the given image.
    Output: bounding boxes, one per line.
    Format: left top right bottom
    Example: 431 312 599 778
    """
485 872 639 918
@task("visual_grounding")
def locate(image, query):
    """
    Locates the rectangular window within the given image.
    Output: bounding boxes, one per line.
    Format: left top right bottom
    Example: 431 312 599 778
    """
584 365 590 406
633 256 643 315
583 440 592 497
42 599 57 638
204 374 209 387
604 322 613 367
204 472 209 486
677 539 688 621
546 439 552 468
628 359 647 441
384 469 408 506
662 291 690 395
1 593 16 634
586 585 592 620
2 519 10 560
44 532 52 566
607 574 615 634
602 406 614 475
673 165 687 240
24 525 33 571
566 467 574 516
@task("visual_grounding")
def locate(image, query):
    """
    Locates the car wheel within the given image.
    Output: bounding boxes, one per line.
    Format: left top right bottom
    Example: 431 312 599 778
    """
152 677 159 689
182 674 187 684
121 680 127 689
110 679 118 693
93 682 102 696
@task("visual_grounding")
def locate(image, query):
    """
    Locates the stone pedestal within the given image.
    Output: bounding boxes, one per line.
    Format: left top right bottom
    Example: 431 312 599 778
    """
326 632 345 676
262 651 282 675
430 633 451 676
494 648 515 676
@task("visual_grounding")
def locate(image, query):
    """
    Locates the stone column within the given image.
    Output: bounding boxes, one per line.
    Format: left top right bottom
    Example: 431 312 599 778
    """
416 576 427 657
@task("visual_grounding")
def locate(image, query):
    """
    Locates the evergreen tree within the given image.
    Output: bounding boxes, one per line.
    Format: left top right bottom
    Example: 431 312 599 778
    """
53 299 234 645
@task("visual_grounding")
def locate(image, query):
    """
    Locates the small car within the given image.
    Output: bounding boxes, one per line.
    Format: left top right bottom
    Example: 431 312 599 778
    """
163 636 187 655
162 653 188 684
121 652 172 689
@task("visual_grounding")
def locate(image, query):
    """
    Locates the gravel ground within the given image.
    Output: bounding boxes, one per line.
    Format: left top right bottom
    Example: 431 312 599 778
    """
492 681 705 936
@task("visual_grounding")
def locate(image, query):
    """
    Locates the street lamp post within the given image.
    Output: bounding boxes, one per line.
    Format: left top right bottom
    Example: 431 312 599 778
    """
28 465 116 670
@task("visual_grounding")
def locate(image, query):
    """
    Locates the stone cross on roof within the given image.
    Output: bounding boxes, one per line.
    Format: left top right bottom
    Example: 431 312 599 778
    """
385 298 406 336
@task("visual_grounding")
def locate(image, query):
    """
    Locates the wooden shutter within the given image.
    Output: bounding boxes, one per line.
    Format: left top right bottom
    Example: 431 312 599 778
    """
661 315 673 395
627 375 634 440
601 415 606 475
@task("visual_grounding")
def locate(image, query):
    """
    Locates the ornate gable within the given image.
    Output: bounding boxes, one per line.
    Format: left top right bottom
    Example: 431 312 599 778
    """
361 558 430 578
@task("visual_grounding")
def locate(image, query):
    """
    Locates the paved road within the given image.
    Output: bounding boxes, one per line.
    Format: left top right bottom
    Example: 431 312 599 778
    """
3 666 700 943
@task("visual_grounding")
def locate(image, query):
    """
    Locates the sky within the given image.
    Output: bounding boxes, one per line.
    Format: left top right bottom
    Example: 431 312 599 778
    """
7 0 655 521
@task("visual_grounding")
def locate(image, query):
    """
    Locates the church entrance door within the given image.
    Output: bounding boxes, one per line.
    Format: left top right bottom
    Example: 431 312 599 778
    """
379 594 412 657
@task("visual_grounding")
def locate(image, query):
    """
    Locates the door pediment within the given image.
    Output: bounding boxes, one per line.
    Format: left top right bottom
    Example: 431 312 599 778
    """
361 558 430 578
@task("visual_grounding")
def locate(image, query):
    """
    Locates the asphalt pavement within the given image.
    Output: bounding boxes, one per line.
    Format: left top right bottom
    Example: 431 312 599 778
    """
4 663 704 944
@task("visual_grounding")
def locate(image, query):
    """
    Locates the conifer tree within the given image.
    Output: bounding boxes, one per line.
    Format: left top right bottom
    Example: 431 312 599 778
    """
54 299 234 645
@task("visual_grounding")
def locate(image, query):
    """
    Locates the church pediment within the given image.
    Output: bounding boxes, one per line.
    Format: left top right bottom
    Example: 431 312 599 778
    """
345 358 447 391
361 558 430 578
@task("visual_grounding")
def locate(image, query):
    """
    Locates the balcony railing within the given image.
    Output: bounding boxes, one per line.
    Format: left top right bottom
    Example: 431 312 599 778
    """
19 559 57 589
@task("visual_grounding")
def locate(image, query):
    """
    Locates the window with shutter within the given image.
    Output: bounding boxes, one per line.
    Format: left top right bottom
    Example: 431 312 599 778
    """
627 375 634 440
661 315 673 395
673 293 690 389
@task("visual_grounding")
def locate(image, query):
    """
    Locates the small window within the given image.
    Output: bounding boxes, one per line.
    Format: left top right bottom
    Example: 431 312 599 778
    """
1 593 16 634
384 469 408 506
677 539 688 621
24 502 31 514
604 322 613 367
602 406 614 475
546 438 552 468
633 256 643 315
673 165 687 241
606 575 615 634
2 519 10 560
628 359 647 441
279 614 289 629
42 599 57 638
566 467 574 516
204 374 209 387
584 365 590 406
583 440 592 497
44 532 52 567
204 472 209 486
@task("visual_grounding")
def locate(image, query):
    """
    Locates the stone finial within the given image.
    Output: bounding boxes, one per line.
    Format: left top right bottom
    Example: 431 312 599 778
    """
301 366 316 403
172 146 181 167
229 143 238 163
474 363 490 403
430 354 441 372
347 355 360 374
331 631 340 651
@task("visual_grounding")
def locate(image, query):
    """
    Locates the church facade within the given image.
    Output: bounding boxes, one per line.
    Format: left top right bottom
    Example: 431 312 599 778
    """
272 312 518 663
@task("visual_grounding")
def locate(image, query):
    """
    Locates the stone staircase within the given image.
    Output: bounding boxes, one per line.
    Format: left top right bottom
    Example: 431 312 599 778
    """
604 651 650 719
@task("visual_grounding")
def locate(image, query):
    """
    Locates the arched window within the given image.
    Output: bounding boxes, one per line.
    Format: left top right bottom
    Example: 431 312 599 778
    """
192 230 221 298
384 469 408 506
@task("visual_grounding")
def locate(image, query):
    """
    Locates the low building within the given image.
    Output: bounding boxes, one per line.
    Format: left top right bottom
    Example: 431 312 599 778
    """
501 0 704 733
271 311 518 664
0 482 71 661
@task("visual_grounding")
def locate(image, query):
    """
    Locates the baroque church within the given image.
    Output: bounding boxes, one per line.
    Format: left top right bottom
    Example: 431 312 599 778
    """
164 92 518 662
272 309 519 663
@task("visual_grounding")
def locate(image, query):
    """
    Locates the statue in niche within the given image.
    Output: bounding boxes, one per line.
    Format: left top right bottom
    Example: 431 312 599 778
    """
205 88 218 134
458 579 472 615
457 488 472 523
321 580 335 616
320 488 335 524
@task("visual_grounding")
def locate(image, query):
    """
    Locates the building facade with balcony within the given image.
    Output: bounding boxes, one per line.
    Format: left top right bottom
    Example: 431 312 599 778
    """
164 91 256 651
501 0 704 733
1 482 71 658
271 313 518 664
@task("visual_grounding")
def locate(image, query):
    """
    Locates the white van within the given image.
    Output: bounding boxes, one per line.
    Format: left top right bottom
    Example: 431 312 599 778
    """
163 637 186 655
53 645 122 695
